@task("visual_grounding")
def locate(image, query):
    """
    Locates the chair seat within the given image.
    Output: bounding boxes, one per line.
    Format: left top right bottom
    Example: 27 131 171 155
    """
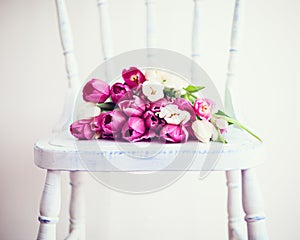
34 127 264 172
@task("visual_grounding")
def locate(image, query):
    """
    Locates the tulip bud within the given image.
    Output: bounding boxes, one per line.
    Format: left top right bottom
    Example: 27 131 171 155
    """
70 119 95 140
160 124 188 143
82 78 110 103
192 120 214 143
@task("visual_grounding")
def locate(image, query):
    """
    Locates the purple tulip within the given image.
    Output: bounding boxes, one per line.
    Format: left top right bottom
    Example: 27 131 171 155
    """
70 119 95 140
90 113 105 131
186 125 197 140
122 117 146 142
82 78 110 103
143 110 164 132
137 130 156 141
118 95 146 117
101 110 127 135
160 124 188 143
122 67 146 89
174 98 196 124
110 82 132 104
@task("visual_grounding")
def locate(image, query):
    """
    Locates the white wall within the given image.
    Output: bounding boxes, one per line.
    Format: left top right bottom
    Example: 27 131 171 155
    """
0 0 299 239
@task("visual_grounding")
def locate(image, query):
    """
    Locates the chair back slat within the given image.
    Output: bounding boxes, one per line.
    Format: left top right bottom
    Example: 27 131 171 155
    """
53 0 245 131
97 0 113 60
224 0 244 117
56 0 80 89
53 0 80 132
145 0 156 48
192 0 201 62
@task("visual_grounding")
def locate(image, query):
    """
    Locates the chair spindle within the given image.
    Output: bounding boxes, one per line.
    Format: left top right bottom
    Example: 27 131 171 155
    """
54 0 80 132
226 170 247 240
145 0 156 48
97 0 113 60
192 0 201 62
242 169 268 239
37 170 61 240
224 0 244 117
66 172 86 240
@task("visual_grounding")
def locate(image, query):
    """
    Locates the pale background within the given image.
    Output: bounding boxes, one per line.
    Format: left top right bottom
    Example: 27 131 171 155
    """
0 0 299 239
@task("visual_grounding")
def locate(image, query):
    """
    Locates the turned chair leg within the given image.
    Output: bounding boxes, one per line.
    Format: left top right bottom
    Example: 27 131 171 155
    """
242 168 268 240
37 170 61 240
65 171 86 240
226 170 247 240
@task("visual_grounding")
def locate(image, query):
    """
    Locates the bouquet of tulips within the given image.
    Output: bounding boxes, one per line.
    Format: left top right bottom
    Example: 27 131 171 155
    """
70 67 260 143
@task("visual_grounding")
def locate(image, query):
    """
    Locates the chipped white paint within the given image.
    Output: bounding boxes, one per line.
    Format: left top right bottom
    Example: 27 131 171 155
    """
242 169 269 239
226 170 247 240
35 0 268 239
35 128 265 172
65 172 86 240
37 171 61 240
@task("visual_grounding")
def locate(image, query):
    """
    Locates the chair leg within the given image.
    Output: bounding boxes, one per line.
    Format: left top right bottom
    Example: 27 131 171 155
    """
242 168 268 240
65 171 86 240
37 170 61 240
226 170 247 240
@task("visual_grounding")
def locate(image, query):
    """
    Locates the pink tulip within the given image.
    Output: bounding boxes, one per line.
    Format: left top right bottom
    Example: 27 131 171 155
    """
122 67 146 89
194 98 215 120
101 110 127 135
110 82 132 104
149 98 169 113
160 124 188 143
122 117 146 142
118 95 146 117
82 78 110 103
70 119 95 140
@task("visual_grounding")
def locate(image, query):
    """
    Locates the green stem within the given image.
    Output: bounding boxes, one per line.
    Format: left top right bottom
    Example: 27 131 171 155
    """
216 128 227 143
188 92 198 100
210 118 227 143
213 114 262 142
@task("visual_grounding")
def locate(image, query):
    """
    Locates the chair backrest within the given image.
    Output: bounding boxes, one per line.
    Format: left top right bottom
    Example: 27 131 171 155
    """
53 0 244 132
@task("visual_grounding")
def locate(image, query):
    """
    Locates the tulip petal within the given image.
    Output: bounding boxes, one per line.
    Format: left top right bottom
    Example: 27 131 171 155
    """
192 120 214 143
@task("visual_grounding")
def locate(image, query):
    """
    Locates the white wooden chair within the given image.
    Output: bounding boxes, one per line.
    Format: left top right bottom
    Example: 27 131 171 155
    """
34 0 269 239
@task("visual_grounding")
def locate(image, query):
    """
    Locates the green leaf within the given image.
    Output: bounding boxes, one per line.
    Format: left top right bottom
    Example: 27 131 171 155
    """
214 110 231 118
96 102 116 111
213 112 262 142
184 85 205 93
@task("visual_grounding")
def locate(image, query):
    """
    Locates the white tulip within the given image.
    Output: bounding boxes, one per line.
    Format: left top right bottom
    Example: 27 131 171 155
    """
215 118 229 130
192 120 214 143
145 69 161 82
158 104 190 125
77 102 100 119
142 81 165 102
144 69 188 91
